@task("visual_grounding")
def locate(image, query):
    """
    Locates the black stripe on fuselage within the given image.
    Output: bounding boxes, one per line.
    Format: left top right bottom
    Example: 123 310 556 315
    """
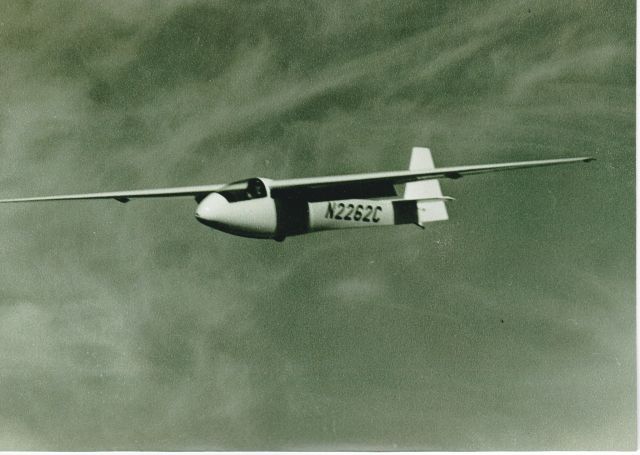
275 198 310 237
392 199 418 225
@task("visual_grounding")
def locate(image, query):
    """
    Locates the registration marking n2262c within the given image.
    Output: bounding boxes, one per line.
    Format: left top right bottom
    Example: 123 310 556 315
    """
325 202 381 222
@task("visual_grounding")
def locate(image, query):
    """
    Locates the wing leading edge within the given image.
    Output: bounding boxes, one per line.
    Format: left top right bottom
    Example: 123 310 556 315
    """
0 156 593 204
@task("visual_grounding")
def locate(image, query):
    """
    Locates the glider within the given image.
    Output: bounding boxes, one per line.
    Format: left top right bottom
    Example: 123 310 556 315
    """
0 148 592 241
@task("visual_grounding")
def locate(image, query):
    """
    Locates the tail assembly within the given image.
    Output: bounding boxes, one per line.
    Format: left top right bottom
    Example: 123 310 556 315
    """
404 147 449 226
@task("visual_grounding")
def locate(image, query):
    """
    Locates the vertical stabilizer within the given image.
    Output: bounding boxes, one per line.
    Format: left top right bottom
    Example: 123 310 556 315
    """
404 147 449 225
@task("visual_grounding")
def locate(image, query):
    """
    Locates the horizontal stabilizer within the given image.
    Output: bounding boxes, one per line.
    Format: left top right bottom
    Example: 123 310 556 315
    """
392 196 454 202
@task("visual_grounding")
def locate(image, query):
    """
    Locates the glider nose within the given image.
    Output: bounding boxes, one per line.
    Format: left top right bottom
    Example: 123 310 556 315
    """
195 193 228 227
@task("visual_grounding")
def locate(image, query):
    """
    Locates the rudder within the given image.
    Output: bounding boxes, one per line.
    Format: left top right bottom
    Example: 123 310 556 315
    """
404 147 449 224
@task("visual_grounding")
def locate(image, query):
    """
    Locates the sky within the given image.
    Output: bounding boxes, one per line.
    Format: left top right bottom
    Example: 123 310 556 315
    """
0 0 635 450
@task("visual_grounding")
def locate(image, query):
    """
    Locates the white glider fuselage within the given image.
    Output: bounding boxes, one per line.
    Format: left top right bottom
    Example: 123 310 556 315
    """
194 180 439 240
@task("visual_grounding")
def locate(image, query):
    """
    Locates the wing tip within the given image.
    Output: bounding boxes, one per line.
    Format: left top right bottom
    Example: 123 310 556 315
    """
0 198 24 204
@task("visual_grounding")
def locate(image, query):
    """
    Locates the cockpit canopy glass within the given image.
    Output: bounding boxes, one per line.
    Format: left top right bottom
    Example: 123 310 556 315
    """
218 178 268 202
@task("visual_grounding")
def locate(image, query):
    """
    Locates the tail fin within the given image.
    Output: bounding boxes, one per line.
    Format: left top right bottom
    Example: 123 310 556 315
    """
404 147 449 225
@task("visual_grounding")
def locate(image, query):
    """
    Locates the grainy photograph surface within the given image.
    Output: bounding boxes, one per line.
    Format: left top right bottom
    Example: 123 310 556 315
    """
0 0 635 451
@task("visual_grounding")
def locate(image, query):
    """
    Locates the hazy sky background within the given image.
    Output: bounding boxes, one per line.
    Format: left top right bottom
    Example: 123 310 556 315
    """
0 0 634 450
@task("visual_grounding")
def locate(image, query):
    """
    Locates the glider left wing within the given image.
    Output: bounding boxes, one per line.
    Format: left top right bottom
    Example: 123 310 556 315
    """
0 184 226 203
